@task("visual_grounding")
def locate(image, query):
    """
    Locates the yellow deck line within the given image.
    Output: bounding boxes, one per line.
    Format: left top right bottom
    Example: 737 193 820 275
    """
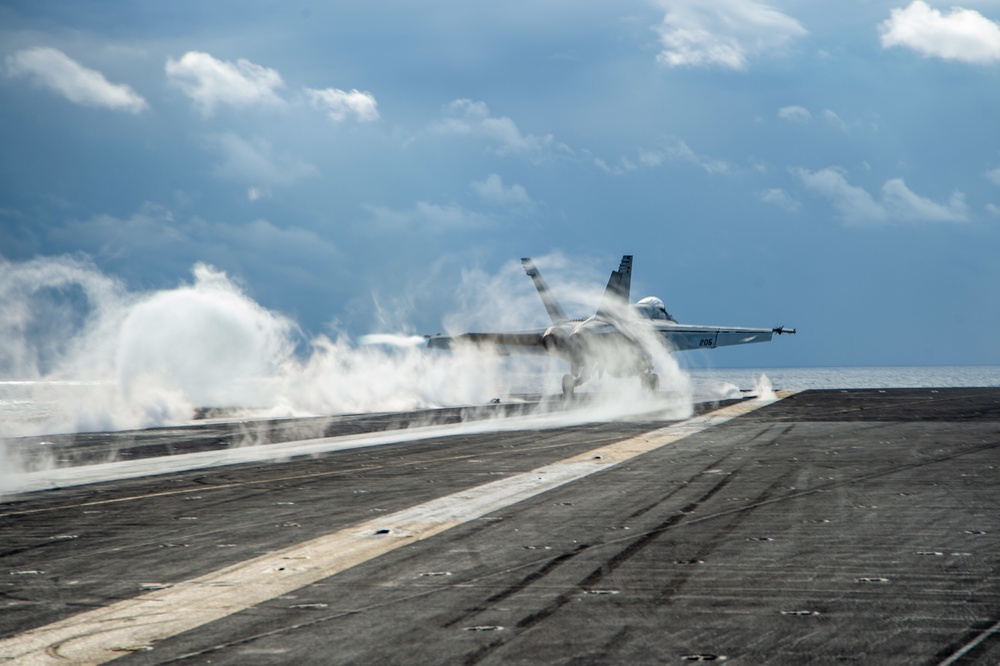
0 395 789 665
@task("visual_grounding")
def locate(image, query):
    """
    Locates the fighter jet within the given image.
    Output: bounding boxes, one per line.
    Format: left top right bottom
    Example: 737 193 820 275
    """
427 255 794 396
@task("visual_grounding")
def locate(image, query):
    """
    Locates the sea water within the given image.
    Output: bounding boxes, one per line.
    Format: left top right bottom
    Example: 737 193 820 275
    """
2 366 997 439
687 365 1000 394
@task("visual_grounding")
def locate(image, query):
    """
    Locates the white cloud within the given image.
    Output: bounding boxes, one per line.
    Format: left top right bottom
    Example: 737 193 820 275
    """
207 133 317 186
881 178 968 222
795 167 969 224
778 105 811 123
247 186 271 202
306 87 379 123
654 0 807 70
778 106 849 132
5 47 147 113
640 138 731 174
51 204 340 282
165 52 284 116
759 188 800 212
986 203 1000 216
795 167 889 223
432 99 568 162
591 155 636 176
822 109 849 133
471 174 531 208
879 1 1000 64
595 138 732 176
363 201 488 233
985 166 1000 186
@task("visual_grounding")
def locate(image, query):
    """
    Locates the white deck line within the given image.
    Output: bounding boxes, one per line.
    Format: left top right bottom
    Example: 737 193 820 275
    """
0 396 787 665
16 398 695 493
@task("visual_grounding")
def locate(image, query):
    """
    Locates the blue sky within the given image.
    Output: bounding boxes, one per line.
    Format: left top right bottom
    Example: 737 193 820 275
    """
2 0 1000 369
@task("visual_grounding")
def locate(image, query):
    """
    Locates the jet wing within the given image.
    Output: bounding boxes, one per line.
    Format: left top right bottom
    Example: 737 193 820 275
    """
426 330 548 355
656 324 786 351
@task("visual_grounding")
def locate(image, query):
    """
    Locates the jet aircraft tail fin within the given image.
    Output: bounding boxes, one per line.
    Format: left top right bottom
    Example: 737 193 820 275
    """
596 255 632 318
522 258 569 325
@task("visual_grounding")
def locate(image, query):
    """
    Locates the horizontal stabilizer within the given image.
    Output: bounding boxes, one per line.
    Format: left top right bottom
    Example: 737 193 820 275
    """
522 258 569 325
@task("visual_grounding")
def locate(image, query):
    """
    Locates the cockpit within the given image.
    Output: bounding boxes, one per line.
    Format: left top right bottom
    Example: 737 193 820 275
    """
634 296 675 322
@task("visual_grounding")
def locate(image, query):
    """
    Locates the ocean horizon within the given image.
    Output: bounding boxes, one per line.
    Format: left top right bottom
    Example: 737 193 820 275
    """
685 364 1000 392
2 365 998 439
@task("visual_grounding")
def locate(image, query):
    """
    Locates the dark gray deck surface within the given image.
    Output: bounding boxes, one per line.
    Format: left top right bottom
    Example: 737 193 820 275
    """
1 388 998 665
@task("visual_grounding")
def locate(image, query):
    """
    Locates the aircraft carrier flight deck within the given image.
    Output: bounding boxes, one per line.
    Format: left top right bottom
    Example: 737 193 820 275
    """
1 388 999 665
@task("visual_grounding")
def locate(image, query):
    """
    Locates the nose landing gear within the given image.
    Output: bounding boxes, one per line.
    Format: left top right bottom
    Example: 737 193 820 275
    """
561 360 595 398
641 372 660 392
562 371 660 396
562 373 577 397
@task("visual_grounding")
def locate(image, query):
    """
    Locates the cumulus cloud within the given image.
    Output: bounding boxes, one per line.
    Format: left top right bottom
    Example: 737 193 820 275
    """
822 109 849 133
165 51 285 115
985 166 1000 186
795 167 887 223
778 105 849 131
432 99 568 162
879 1 1000 64
471 174 531 208
306 87 379 123
778 105 811 123
363 201 489 233
641 138 730 174
759 188 801 212
5 47 147 113
206 133 317 186
247 186 271 202
881 178 968 221
50 203 341 284
48 202 340 270
795 166 969 224
595 137 732 176
654 0 807 70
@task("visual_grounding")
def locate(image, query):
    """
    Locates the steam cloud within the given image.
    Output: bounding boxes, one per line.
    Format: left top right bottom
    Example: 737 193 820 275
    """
0 255 695 442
